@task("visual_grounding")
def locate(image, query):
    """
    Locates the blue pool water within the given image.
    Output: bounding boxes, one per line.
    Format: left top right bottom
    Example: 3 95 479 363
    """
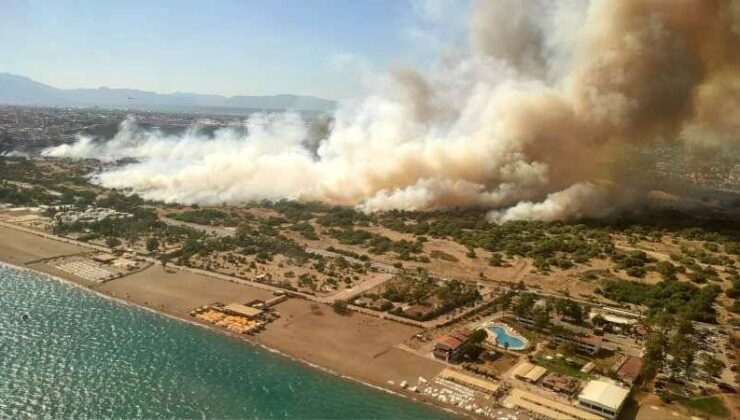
488 325 526 350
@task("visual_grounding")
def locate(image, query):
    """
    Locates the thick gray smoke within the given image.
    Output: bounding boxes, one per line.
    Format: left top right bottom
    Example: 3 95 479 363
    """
43 0 740 221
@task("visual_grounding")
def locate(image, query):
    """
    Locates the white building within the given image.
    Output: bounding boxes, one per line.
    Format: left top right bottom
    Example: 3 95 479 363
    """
577 379 630 419
55 207 132 224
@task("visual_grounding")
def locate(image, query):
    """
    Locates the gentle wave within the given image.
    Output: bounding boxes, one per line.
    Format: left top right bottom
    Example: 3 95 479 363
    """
0 265 450 419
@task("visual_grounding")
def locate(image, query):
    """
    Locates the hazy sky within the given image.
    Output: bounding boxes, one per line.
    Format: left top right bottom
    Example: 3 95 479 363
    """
0 0 469 100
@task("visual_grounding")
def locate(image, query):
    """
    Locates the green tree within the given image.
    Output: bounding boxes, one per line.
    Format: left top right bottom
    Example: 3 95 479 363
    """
565 300 584 323
650 312 674 335
332 299 350 315
514 293 535 318
146 237 160 252
489 253 504 266
668 321 697 379
701 354 724 378
640 332 665 384
557 341 576 357
533 307 550 330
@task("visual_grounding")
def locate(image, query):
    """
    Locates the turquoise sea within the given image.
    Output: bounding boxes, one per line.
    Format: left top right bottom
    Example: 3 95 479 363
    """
0 265 449 419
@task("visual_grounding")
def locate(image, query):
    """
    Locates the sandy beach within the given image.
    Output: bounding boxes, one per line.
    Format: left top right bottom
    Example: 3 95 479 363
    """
0 225 86 265
0 225 447 411
97 264 446 392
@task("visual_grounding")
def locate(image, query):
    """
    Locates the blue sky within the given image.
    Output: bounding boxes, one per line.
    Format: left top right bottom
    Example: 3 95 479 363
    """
0 0 469 99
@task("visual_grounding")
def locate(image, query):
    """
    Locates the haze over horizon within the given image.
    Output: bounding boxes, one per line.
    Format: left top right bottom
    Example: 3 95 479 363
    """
0 72 337 112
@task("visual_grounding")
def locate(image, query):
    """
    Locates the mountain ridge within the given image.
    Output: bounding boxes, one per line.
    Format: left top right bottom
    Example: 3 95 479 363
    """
0 73 336 112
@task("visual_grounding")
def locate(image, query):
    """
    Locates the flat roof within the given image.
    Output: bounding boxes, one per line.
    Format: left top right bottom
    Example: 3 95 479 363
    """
524 365 548 382
436 336 461 349
438 369 499 393
511 361 535 378
602 306 642 318
506 389 601 420
578 380 630 411
223 303 264 318
603 313 638 325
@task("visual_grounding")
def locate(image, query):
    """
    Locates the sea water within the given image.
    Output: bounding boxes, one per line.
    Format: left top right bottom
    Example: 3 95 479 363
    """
0 265 449 419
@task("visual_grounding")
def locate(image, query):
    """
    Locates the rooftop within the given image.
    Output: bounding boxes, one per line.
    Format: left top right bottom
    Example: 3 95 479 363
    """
438 369 499 393
602 313 639 325
506 389 601 420
223 303 264 318
512 361 535 378
578 379 630 411
435 334 464 350
524 365 548 382
616 356 643 383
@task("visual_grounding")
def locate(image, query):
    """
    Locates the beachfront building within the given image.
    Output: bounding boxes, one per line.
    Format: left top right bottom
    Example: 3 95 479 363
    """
552 333 602 355
222 303 265 320
577 379 630 419
511 361 547 383
504 388 601 420
437 369 499 394
541 373 580 396
433 331 470 362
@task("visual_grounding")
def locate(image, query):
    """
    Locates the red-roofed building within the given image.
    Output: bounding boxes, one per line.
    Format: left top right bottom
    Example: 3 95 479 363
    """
616 355 643 386
433 331 471 362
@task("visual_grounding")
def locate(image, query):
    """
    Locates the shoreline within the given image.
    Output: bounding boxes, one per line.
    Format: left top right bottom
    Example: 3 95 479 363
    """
0 260 460 418
0 226 464 419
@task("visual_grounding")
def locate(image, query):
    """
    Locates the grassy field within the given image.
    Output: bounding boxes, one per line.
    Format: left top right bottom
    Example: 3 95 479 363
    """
533 355 593 380
678 396 730 418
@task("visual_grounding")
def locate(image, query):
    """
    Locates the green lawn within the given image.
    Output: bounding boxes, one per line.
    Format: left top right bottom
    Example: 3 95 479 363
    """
533 356 592 379
678 396 730 418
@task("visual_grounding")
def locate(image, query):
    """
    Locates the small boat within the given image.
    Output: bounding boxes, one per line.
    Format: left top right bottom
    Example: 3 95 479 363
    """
21 313 30 321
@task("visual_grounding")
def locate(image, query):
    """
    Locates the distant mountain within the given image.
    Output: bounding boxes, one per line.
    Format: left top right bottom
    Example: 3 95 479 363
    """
0 73 336 112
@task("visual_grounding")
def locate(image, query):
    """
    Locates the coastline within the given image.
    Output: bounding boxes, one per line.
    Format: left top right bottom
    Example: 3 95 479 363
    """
0 225 462 418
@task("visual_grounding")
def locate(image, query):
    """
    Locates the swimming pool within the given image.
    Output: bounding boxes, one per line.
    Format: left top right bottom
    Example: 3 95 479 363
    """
487 324 527 350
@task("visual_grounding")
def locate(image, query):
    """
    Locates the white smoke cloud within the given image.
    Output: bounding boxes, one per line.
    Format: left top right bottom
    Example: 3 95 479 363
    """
42 0 740 222
488 182 612 223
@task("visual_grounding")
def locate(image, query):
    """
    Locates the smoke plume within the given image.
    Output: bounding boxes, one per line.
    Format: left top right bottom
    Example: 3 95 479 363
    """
43 0 740 221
